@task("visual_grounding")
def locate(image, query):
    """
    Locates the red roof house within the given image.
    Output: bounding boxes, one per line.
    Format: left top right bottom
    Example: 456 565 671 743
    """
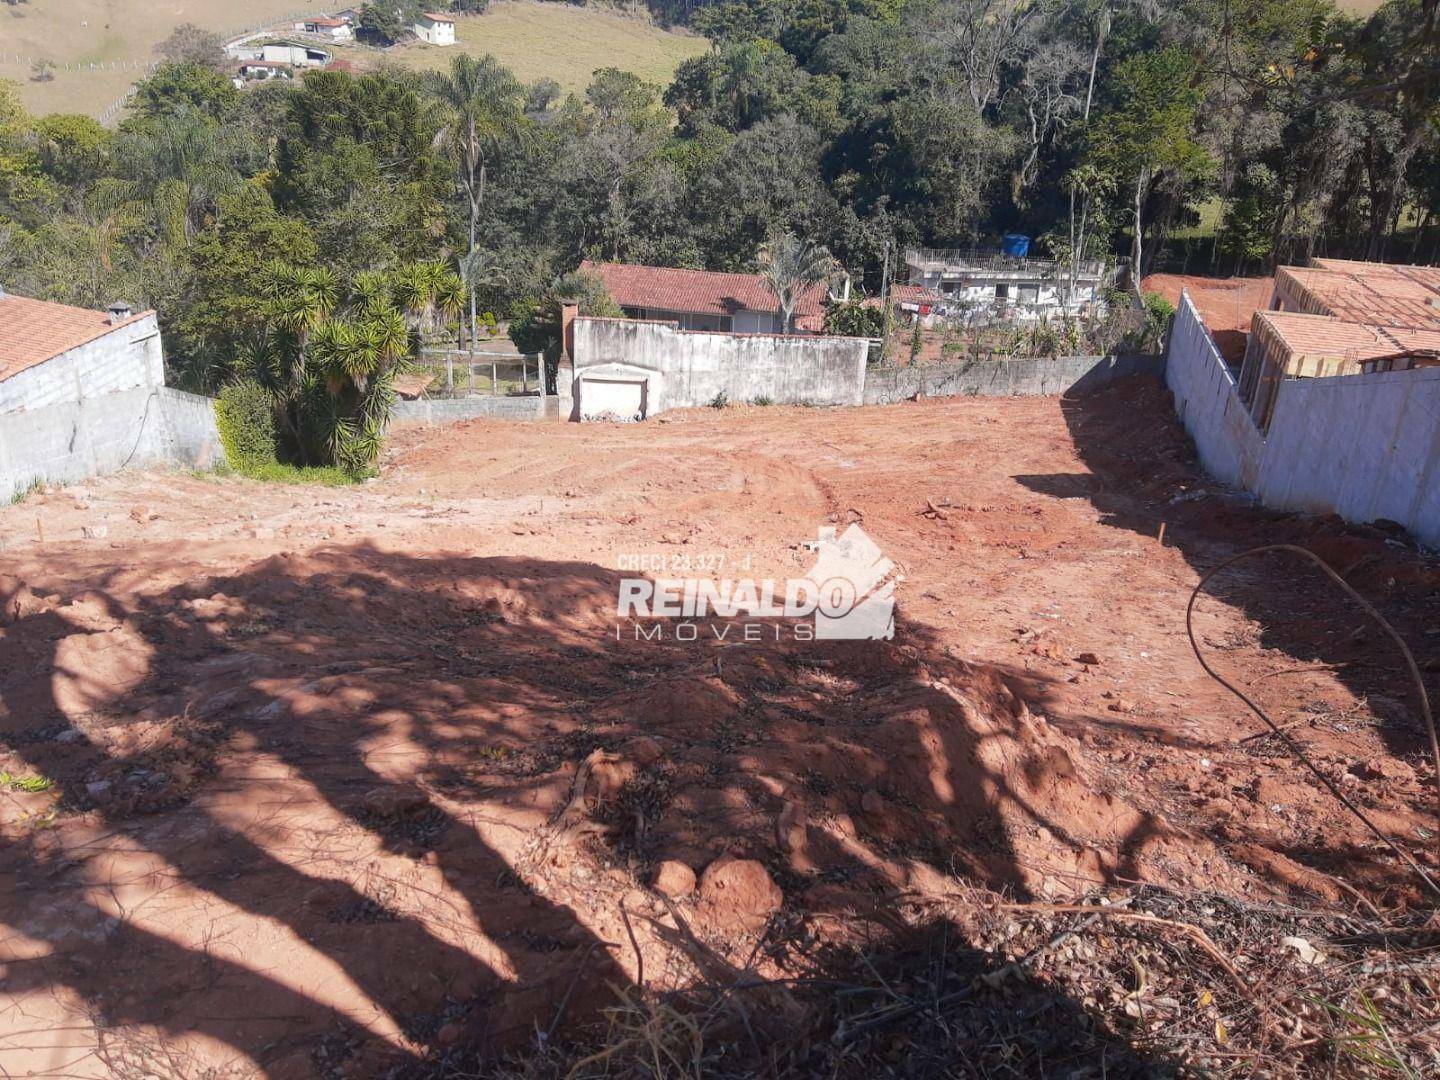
579 261 830 334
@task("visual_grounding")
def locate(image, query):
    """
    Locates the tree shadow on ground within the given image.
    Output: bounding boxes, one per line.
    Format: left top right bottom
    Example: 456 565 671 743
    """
1014 374 1439 898
2 545 1182 1075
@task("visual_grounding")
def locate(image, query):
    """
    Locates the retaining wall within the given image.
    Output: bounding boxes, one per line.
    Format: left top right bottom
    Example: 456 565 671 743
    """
863 353 1162 404
1166 290 1440 549
0 387 223 500
391 395 544 425
571 318 869 412
1163 293 1265 489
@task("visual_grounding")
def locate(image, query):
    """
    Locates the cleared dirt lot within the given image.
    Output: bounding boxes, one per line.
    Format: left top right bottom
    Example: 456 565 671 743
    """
1 379 1437 1075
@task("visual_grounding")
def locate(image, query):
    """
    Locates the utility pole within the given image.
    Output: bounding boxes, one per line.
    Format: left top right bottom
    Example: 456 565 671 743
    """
879 240 893 365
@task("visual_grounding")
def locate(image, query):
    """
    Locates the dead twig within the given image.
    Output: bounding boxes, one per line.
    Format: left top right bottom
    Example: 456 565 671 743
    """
620 901 644 990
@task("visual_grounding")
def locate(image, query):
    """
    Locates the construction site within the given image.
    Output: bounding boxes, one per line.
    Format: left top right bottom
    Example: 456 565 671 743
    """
2 355 1439 1075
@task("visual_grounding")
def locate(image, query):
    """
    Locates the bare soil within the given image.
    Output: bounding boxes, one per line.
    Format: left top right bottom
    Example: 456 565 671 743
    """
1141 274 1274 363
1 378 1436 1076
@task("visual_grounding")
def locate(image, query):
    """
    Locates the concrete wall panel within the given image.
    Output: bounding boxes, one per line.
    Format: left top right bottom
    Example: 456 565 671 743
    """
391 395 544 425
863 353 1161 404
571 318 869 412
0 386 222 500
1166 290 1440 550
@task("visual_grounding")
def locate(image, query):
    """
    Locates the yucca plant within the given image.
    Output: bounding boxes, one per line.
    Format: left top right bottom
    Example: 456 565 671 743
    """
243 262 441 473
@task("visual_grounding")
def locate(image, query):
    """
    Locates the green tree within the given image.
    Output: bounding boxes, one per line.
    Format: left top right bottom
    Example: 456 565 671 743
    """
171 185 320 389
247 262 425 472
427 54 528 351
130 62 238 122
34 114 111 188
508 271 620 388
757 232 835 333
1084 46 1210 295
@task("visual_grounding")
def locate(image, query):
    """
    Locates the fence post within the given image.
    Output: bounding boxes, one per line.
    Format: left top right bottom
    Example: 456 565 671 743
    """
446 354 453 395
491 359 498 394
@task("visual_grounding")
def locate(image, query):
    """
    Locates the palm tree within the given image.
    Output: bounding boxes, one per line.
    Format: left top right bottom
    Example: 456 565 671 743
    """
427 54 527 352
757 233 836 335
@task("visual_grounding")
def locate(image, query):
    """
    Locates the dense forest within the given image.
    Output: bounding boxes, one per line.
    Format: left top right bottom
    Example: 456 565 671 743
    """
0 0 1436 400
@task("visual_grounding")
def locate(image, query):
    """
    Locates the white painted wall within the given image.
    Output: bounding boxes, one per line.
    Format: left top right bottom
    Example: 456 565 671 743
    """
570 318 868 413
1164 293 1265 490
0 313 163 415
1166 291 1440 549
414 18 456 44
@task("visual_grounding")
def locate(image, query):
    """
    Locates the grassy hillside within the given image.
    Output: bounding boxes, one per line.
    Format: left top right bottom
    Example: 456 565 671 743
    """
0 1 704 121
379 3 707 94
0 0 301 118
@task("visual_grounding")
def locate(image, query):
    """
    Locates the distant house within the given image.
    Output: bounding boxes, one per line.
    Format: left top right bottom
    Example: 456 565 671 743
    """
904 247 1110 322
260 40 332 66
580 261 829 334
0 290 160 415
299 17 354 40
236 59 294 83
414 11 457 46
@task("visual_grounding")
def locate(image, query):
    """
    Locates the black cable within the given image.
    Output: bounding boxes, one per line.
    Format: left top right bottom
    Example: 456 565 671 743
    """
1186 544 1440 904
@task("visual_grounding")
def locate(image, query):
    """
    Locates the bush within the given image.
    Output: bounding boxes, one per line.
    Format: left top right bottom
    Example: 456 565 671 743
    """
215 379 362 485
1142 290 1176 324
215 379 278 470
709 390 729 409
823 300 883 338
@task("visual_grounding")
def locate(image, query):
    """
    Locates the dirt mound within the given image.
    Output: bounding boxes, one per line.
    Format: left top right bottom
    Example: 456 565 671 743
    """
552 629 1216 909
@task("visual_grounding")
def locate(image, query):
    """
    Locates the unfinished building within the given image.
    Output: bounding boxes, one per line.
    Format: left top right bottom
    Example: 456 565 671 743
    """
1235 259 1440 431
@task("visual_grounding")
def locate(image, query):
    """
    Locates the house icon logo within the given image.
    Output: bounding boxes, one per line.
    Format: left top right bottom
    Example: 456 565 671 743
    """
803 524 898 640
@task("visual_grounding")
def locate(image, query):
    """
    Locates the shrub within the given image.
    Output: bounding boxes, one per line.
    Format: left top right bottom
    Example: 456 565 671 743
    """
215 379 363 485
751 395 774 406
1142 290 1176 325
709 390 729 409
215 379 278 470
823 300 883 338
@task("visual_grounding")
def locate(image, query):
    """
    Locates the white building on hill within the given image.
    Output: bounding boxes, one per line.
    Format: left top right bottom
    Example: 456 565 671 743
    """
414 12 457 45
905 248 1111 323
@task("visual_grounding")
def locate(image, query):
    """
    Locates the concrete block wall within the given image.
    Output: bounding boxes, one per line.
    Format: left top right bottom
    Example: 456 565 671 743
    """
391 395 544 425
1257 367 1440 547
1165 293 1265 489
1165 289 1440 550
0 313 164 414
863 354 1161 405
0 386 223 500
571 318 869 412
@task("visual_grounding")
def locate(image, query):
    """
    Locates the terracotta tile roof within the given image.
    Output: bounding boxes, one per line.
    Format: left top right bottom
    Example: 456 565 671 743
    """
1252 310 1440 364
1276 261 1440 333
580 261 829 330
1252 311 1387 360
421 11 455 21
889 284 946 307
0 293 151 384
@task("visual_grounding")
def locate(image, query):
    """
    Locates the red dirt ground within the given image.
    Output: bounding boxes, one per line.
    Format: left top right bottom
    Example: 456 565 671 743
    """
1 379 1436 1076
1142 273 1274 363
